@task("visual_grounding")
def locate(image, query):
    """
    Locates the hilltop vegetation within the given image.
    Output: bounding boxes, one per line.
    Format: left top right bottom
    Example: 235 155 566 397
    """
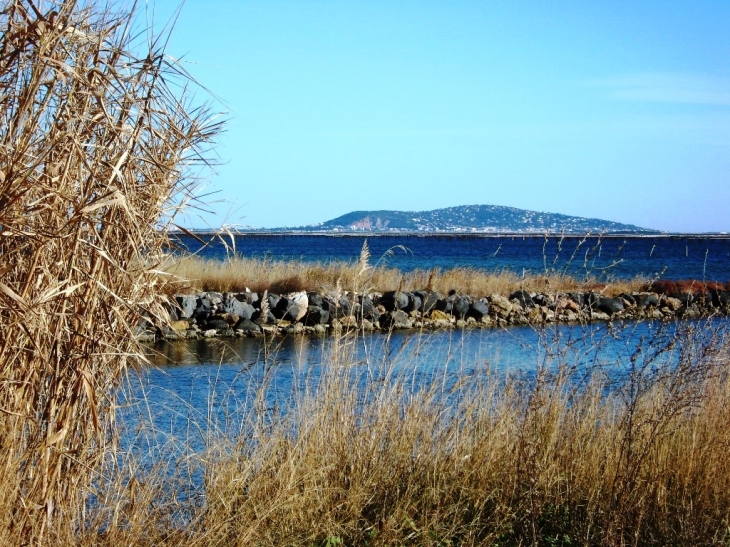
283 204 657 234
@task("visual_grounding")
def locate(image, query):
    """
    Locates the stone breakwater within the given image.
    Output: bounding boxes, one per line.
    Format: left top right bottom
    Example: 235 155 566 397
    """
137 282 730 342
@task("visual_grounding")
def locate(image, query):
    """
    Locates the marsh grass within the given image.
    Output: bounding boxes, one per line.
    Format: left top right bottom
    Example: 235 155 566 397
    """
0 0 219 543
160 254 649 298
74 319 730 547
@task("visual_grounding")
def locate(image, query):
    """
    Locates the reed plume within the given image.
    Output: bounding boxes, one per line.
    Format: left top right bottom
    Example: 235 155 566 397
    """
0 1 220 543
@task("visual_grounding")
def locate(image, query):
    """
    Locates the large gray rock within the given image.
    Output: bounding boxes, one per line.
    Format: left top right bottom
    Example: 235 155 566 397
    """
283 291 308 322
467 300 490 321
221 295 255 319
205 318 230 330
414 290 441 313
234 318 261 334
403 292 422 313
452 296 471 319
307 292 323 308
194 295 213 322
380 291 409 311
358 295 377 319
597 296 624 316
634 293 659 310
175 295 197 319
304 305 329 326
322 294 352 319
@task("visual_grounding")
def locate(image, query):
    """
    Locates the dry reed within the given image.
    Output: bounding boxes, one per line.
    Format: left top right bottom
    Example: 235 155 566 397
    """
0 0 220 543
75 319 730 547
161 254 649 298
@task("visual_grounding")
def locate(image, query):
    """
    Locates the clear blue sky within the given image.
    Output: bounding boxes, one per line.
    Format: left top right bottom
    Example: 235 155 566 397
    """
148 1 730 232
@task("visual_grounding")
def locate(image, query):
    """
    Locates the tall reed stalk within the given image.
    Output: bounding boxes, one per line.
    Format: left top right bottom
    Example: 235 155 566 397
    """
0 1 220 543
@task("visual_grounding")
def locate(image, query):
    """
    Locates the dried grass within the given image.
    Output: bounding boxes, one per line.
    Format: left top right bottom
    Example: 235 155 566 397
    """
161 254 650 298
73 319 730 547
0 1 219 543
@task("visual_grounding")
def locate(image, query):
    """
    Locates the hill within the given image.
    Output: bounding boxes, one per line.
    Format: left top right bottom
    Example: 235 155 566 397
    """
281 204 657 234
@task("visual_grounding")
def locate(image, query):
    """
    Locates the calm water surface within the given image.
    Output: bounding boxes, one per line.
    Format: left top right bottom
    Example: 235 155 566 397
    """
122 318 728 454
172 233 730 282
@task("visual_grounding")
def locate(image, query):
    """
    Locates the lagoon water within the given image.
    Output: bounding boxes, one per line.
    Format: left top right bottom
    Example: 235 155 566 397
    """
125 318 728 454
173 233 730 282
127 233 730 451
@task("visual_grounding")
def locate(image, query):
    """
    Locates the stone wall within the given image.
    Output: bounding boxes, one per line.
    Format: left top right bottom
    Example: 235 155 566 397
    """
135 284 730 342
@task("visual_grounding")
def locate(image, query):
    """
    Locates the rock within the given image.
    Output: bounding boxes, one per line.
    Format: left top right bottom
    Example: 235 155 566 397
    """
284 323 304 335
634 293 659 310
452 296 471 319
221 296 255 320
681 305 701 319
532 293 553 307
673 293 696 307
403 292 422 313
175 295 197 319
662 296 683 312
380 291 410 311
284 291 308 322
194 295 213 322
467 300 490 321
509 290 534 308
414 290 441 313
430 309 452 321
527 307 543 322
567 292 586 308
361 319 375 331
489 295 512 318
207 292 224 306
340 316 358 327
380 310 412 329
590 310 611 321
253 309 277 325
169 319 190 331
597 296 624 316
205 318 230 330
304 305 329 326
586 293 601 310
322 294 352 319
434 295 454 313
455 319 467 329
618 293 636 306
233 318 261 335
307 292 323 307
313 324 327 334
202 329 217 338
360 295 378 320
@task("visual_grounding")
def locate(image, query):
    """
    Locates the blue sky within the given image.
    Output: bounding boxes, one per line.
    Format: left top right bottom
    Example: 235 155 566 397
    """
148 1 730 232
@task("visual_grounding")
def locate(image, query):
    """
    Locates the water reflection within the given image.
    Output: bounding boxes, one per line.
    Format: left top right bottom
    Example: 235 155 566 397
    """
119 318 728 459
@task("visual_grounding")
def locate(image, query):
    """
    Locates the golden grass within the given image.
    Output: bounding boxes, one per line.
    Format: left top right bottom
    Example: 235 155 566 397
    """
0 1 220 543
161 254 650 298
74 321 730 547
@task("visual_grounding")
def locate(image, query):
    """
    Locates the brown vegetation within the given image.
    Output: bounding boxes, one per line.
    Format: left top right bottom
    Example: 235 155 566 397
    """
78 321 730 547
160 254 649 298
0 0 218 543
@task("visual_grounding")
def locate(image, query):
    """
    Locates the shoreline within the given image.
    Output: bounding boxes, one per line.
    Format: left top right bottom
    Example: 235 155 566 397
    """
140 281 730 342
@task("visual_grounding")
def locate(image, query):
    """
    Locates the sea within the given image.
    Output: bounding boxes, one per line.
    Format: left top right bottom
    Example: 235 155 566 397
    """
171 232 730 282
125 233 730 455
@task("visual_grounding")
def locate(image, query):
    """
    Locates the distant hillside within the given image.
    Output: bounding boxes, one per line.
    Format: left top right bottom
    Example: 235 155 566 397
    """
281 204 657 234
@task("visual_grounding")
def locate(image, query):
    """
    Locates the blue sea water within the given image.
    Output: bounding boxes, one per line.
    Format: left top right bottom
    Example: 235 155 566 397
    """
124 233 730 462
124 318 729 459
171 233 730 282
